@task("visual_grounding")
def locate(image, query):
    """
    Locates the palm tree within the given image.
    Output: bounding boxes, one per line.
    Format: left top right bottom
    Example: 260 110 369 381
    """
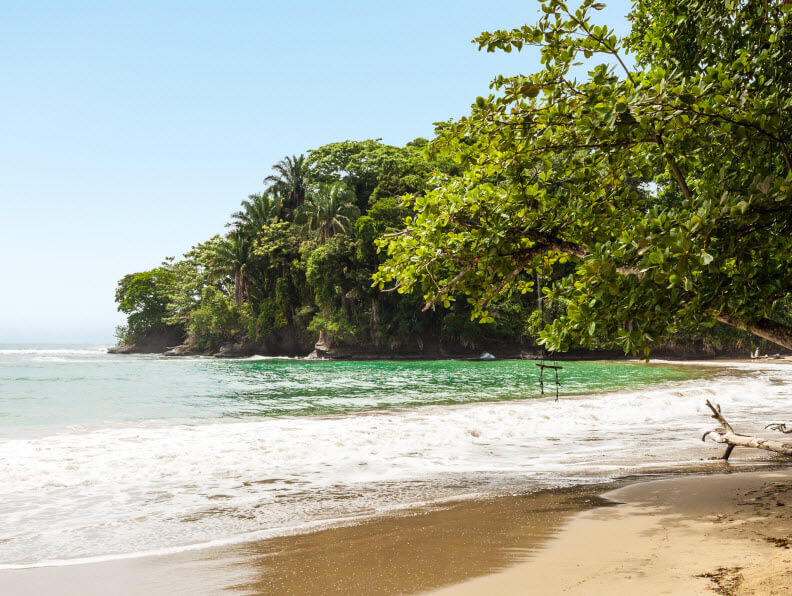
209 232 254 305
227 192 282 235
298 181 360 242
264 154 309 211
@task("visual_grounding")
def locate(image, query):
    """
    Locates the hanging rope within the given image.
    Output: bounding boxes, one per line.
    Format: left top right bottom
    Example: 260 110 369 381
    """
535 254 562 401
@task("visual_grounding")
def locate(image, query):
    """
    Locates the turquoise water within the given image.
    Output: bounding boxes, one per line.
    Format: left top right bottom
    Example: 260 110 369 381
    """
0 345 706 433
5 344 785 568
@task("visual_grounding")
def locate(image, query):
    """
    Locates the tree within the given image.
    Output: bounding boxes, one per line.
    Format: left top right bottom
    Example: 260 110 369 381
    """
252 222 311 334
375 0 792 355
265 154 309 212
304 234 361 344
227 192 282 235
209 232 255 306
298 181 360 242
162 240 219 329
114 268 179 344
306 139 453 212
186 286 252 350
158 239 257 350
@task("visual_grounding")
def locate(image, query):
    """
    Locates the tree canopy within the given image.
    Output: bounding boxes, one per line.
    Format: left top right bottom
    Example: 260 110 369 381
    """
374 0 792 355
114 269 177 343
115 0 791 358
115 138 522 353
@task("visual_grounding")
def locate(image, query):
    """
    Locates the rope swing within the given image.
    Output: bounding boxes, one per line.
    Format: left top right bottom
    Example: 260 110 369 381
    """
535 255 562 401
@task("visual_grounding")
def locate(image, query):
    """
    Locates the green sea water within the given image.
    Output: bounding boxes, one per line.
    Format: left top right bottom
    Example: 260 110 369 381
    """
0 345 710 432
8 345 779 568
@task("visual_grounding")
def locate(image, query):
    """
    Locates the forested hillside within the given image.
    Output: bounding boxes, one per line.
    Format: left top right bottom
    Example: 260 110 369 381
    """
114 134 768 359
113 139 541 357
115 0 792 360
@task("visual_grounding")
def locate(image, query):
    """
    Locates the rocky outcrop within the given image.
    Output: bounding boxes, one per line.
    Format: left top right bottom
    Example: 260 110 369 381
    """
256 326 315 357
162 343 205 357
305 335 532 360
110 326 780 361
213 341 256 358
108 327 186 355
107 344 139 355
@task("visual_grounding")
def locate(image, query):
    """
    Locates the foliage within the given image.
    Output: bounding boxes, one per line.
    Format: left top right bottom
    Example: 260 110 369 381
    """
227 192 282 235
114 268 179 344
116 139 486 352
307 139 455 212
116 5 792 360
375 0 792 355
187 287 253 350
264 154 309 214
306 309 358 343
297 181 360 242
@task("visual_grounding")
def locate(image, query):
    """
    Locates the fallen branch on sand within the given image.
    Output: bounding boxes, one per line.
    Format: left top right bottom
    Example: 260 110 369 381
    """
702 400 792 460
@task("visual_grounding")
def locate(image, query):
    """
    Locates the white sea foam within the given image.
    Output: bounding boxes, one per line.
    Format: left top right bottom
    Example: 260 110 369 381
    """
1 362 790 567
0 347 108 356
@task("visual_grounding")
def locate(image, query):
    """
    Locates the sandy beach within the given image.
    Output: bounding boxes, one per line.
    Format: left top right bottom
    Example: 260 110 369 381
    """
3 466 792 595
430 468 792 595
5 352 792 595
0 484 611 595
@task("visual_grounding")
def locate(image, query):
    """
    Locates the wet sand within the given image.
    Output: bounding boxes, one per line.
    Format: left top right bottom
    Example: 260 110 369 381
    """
0 484 612 596
5 468 792 595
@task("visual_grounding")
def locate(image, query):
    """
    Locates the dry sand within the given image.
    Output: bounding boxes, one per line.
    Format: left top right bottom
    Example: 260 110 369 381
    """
429 469 792 595
4 469 792 595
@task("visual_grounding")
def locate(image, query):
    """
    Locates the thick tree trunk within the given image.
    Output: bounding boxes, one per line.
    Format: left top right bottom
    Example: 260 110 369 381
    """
702 400 792 460
717 312 792 352
533 234 792 351
233 270 244 306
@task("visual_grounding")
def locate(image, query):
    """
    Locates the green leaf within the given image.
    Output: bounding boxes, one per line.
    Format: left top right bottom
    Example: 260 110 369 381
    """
522 83 540 98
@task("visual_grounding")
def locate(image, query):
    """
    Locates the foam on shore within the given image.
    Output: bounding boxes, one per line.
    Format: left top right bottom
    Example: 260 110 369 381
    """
1 362 790 566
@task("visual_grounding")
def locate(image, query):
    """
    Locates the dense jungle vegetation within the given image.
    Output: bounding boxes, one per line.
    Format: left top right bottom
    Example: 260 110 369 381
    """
114 139 540 355
116 0 792 357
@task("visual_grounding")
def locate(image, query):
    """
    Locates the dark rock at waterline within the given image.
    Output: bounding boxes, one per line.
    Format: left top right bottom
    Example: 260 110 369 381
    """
257 327 316 356
108 328 187 355
107 344 137 354
110 327 788 361
305 336 530 361
163 343 204 357
213 342 256 358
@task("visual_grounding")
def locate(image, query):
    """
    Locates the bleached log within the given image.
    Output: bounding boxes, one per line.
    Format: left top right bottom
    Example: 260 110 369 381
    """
702 400 792 460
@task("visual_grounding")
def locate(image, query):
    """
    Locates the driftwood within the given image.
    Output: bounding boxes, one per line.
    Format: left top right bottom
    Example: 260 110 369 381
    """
702 400 792 460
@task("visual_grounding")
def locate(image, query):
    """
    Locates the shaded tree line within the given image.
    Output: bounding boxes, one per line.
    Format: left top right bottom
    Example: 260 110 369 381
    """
115 139 533 354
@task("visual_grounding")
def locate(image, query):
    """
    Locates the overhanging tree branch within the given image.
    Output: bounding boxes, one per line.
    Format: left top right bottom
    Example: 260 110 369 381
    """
717 311 792 351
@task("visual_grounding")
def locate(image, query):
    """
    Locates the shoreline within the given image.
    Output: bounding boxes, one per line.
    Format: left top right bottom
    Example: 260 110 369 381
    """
5 357 792 594
3 464 791 595
429 467 792 595
109 342 792 362
0 483 614 595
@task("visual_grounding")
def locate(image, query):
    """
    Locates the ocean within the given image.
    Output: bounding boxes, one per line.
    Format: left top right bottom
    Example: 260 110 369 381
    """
0 345 788 568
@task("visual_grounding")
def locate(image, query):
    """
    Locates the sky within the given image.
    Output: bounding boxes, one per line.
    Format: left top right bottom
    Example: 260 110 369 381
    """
0 0 632 343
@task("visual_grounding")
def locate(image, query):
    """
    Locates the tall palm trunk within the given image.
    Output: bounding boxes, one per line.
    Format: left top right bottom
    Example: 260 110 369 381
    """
233 269 244 306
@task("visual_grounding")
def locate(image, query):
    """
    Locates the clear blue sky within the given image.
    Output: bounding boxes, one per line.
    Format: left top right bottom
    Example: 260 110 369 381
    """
0 0 631 343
